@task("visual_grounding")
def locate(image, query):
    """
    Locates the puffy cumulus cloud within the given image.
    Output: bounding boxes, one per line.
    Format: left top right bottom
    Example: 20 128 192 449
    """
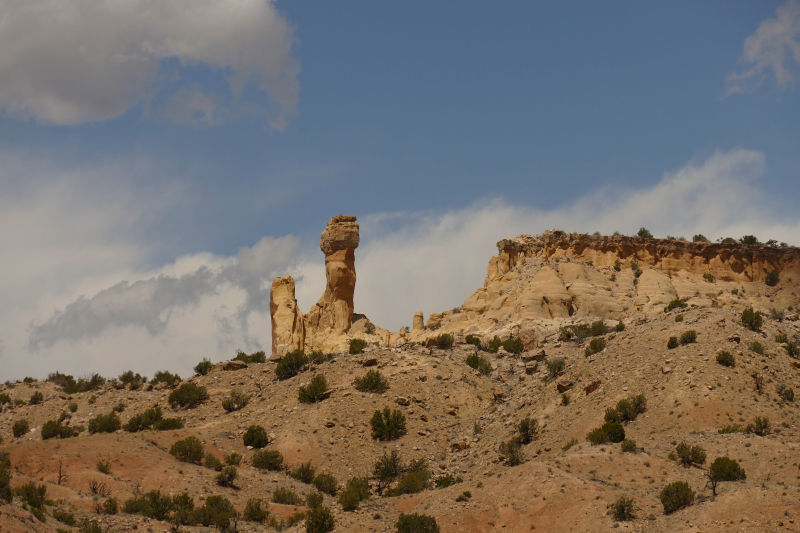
352 148 800 331
725 0 800 95
0 0 299 127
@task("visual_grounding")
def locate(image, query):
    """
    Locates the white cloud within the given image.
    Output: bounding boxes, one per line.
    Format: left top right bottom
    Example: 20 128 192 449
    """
725 0 800 95
3 147 800 381
0 0 299 127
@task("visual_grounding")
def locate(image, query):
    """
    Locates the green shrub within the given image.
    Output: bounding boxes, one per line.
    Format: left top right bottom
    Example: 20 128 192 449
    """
779 385 795 402
314 472 338 495
224 452 242 466
620 439 637 453
679 330 697 345
54 372 105 394
97 460 111 474
0 457 11 504
609 496 637 521
501 337 524 354
252 449 284 471
168 382 209 409
349 339 368 355
370 408 407 440
221 389 250 412
545 358 566 378
613 259 622 271
667 337 679 349
434 474 462 488
385 468 430 497
485 336 503 353
299 375 328 404
586 422 625 445
464 335 481 347
0 393 10 406
748 340 764 354
465 353 492 375
517 417 539 445
194 358 213 376
693 234 709 242
15 481 46 509
205 452 223 471
243 425 269 448
119 370 146 390
169 436 204 464
741 307 764 331
664 299 687 313
41 419 80 440
718 424 743 434
373 450 403 495
637 228 653 239
276 350 309 379
614 321 625 332
354 369 389 393
703 273 716 283
306 492 323 509
707 457 746 495
12 419 29 438
112 402 126 413
290 461 317 484
770 308 786 322
272 487 303 505
675 314 684 322
154 418 184 431
675 442 706 466
785 341 800 357
434 333 454 350
88 412 121 434
28 391 44 405
233 350 266 363
746 416 771 436
215 466 237 487
765 270 780 287
124 407 164 432
151 370 181 386
243 498 269 523
499 439 524 466
122 489 179 521
395 513 440 533
195 495 238 530
660 481 694 514
716 351 735 367
305 506 335 533
338 477 370 511
53 509 76 526
584 338 606 356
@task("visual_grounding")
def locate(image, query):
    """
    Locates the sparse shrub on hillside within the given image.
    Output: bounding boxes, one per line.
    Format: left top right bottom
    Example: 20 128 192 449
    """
365 321 376 334
385 459 430 497
785 341 799 358
675 442 706 467
396 513 440 533
485 336 503 353
0 393 10 407
707 457 746 495
499 439 524 466
306 506 335 533
154 417 184 431
16 480 47 509
195 495 238 531
545 358 566 378
609 496 637 521
12 419 29 438
776 331 789 343
49 372 105 394
765 270 780 287
349 339 368 355
113 402 126 413
252 449 284 471
466 353 492 375
168 382 209 409
718 424 743 434
604 394 647 423
313 472 338 495
562 438 579 451
614 321 625 332
224 452 242 466
501 337 524 354
119 370 146 390
125 407 165 432
276 350 309 379
338 477 370 511
693 234 709 243
434 333 454 350
243 498 269 523
740 235 759 245
28 391 44 405
770 308 786 322
587 422 625 445
221 389 251 412
741 307 764 331
373 450 404 495
679 330 697 345
571 320 609 340
205 452 223 471
610 273 616 282
613 259 622 272
41 419 80 440
716 351 735 367
299 375 328 404
151 370 181 386
434 474 462 488
271 487 303 505
561 393 570 406
169 436 204 464
675 314 684 322
122 489 184 521
243 425 269 448
517 417 539 445
703 272 716 283
290 461 317 484
0 457 12 504
215 466 237 487
746 416 771 436
233 350 266 364
464 335 481 347
354 369 389 393
584 338 606 356
637 228 653 239
88 412 121 434
778 385 795 402
660 481 694 514
620 439 637 453
667 336 679 349
748 340 764 354
664 299 688 313
194 358 213 376
370 408 406 441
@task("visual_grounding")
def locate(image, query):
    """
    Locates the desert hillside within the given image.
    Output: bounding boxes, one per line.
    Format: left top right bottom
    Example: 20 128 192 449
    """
2 221 800 533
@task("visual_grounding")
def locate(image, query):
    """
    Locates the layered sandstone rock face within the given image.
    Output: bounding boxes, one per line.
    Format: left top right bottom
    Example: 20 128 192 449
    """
270 275 305 356
304 215 360 349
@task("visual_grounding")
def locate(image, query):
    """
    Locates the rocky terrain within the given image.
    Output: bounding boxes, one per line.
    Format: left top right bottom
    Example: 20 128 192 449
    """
3 219 800 533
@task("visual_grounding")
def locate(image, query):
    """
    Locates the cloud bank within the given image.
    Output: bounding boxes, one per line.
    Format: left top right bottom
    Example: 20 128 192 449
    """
2 148 799 380
726 0 800 95
0 0 299 127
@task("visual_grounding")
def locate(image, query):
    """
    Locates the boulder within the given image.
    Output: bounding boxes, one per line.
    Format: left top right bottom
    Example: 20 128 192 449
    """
222 360 248 371
360 358 378 367
395 396 410 406
556 381 573 393
584 380 601 395
525 362 538 375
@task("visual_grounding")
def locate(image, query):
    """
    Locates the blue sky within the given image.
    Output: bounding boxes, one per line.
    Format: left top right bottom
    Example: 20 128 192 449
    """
1 0 799 379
